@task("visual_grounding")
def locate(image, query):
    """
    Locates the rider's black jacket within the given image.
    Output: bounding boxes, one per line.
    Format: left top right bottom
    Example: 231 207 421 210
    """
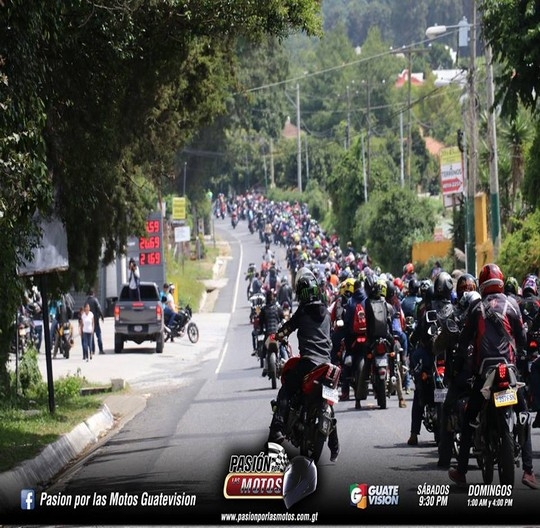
260 301 283 336
277 300 332 365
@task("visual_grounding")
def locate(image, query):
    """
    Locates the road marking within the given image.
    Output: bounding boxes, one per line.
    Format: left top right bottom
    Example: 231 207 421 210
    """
215 341 228 374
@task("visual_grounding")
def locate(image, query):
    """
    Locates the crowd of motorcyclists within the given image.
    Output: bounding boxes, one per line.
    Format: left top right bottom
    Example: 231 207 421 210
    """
220 190 540 487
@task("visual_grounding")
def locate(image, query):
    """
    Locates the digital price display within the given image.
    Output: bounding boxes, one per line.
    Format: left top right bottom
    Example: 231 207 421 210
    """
139 219 162 266
127 211 165 287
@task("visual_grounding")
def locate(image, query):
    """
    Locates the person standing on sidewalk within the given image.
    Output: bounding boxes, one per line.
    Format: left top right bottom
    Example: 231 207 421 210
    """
86 289 105 354
80 302 95 362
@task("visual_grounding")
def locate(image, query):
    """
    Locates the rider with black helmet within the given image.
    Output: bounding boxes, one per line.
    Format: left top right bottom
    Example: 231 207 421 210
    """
267 267 340 462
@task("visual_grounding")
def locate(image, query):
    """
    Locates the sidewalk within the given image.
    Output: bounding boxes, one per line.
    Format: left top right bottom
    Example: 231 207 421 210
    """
1 258 232 512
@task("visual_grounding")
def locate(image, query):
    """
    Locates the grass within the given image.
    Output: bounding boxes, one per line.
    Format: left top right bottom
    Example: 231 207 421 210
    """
1 236 230 474
0 381 104 473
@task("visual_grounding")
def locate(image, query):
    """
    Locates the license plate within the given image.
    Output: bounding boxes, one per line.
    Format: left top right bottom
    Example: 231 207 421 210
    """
322 385 339 403
134 325 143 332
375 357 388 367
493 388 518 407
434 388 448 403
257 334 265 341
19 328 26 336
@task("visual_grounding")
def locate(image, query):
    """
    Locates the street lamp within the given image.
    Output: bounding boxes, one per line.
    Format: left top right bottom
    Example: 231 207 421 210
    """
426 13 477 275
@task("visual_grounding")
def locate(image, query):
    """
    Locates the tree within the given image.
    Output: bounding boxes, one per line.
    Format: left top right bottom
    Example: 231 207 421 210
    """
480 0 540 118
0 0 324 398
353 187 436 276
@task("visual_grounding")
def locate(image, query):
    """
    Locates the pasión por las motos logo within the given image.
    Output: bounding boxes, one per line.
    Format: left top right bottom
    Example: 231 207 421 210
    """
223 443 289 499
350 483 400 509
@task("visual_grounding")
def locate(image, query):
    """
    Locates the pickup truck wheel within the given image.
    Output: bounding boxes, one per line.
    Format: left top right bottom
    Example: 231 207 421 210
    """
156 332 164 354
114 334 124 354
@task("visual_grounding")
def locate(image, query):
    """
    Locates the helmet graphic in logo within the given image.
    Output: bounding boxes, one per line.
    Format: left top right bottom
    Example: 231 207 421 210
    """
282 456 318 509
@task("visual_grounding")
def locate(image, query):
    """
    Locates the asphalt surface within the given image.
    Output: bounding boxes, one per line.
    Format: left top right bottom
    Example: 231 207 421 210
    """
0 258 230 513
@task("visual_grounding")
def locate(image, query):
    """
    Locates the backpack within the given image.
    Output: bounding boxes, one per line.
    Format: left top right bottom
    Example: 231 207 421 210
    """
352 302 367 336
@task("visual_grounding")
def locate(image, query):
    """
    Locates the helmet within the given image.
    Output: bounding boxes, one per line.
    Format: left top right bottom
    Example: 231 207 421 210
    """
295 267 319 303
364 274 378 298
385 280 396 302
522 274 539 296
504 276 519 296
393 277 404 291
459 290 481 311
377 278 387 299
339 278 355 297
478 263 504 296
419 279 431 298
403 262 414 275
456 273 477 300
282 456 318 509
433 271 453 300
408 278 420 296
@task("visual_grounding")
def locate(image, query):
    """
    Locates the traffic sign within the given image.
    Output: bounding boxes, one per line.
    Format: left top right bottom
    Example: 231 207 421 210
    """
172 197 186 220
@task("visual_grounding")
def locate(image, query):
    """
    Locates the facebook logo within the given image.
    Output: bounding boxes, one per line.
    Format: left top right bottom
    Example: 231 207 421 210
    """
21 489 35 510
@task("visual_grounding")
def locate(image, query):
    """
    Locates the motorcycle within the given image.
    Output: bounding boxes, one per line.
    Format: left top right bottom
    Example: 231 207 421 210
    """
231 212 238 229
473 357 521 485
53 321 74 359
10 310 36 356
357 337 391 409
164 305 199 343
271 358 341 463
249 292 265 324
245 263 258 300
387 334 406 402
264 334 293 389
421 357 447 445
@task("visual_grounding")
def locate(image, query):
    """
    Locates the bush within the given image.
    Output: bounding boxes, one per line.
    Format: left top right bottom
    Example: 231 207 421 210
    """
18 348 42 396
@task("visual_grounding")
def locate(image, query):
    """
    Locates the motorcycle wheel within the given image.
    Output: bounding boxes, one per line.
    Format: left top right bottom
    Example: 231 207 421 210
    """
497 425 515 485
479 446 494 485
374 376 387 409
187 322 199 344
268 352 277 389
258 343 264 368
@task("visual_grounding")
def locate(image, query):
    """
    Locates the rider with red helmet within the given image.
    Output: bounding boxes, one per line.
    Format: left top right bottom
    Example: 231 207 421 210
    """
449 263 531 487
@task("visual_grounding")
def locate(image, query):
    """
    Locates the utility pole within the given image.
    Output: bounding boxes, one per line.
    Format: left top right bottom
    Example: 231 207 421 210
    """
346 84 351 150
296 83 302 193
366 76 371 184
485 43 501 258
399 112 405 187
466 3 477 275
361 134 368 203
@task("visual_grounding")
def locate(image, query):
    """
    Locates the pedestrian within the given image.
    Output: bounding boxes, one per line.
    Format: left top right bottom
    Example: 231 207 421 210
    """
80 302 95 362
128 258 140 300
86 289 105 354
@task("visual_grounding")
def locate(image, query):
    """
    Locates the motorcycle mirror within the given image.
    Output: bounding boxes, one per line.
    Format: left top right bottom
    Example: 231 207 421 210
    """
425 310 438 324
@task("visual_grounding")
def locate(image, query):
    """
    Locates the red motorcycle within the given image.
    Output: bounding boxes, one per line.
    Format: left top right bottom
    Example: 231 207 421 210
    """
272 358 341 463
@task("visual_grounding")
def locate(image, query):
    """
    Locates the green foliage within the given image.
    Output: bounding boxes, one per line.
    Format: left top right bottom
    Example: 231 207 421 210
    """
480 0 540 118
18 349 43 397
353 188 436 276
497 209 540 281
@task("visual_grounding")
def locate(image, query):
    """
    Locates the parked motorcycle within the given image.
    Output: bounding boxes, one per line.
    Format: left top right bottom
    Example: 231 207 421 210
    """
473 358 521 485
271 358 341 463
164 305 199 343
10 311 36 357
53 321 74 359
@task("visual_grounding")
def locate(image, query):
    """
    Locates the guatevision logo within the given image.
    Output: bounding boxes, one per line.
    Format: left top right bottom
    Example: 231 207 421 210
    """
350 483 400 509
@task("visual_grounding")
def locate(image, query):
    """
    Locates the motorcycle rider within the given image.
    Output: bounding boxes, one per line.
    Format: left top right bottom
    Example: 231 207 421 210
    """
385 280 407 408
277 275 293 309
448 263 530 487
517 274 540 427
436 273 479 468
330 278 354 367
267 267 340 462
259 288 284 376
340 278 367 402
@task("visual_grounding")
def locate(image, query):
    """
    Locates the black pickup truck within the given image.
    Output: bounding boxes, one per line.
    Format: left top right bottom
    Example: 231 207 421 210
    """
113 282 165 354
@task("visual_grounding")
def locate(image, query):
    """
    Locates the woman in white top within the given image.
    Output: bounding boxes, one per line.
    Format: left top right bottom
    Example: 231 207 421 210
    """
80 303 95 361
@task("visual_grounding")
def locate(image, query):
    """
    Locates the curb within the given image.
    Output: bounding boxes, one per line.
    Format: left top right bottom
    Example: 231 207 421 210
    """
0 403 114 511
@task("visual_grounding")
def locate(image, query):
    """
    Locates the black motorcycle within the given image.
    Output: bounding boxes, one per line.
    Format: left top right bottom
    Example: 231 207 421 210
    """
473 358 520 485
272 358 341 463
164 305 199 344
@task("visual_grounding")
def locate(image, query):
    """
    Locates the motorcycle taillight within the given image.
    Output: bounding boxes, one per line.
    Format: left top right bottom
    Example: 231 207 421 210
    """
376 341 386 354
497 363 509 389
531 340 538 348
